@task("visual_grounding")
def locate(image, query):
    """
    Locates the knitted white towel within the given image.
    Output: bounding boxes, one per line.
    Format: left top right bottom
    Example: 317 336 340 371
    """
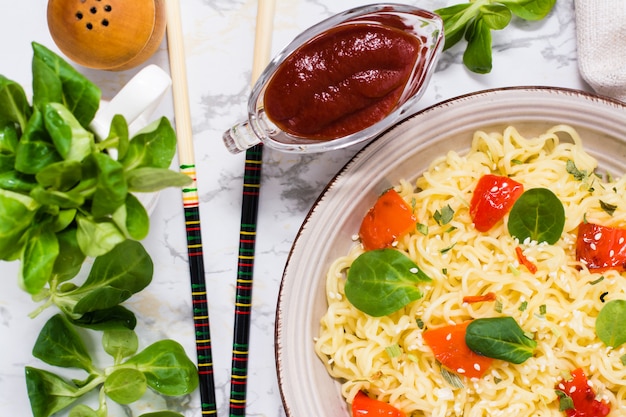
575 0 626 101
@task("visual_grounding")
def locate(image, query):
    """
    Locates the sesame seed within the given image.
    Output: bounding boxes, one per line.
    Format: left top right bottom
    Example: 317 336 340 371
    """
457 368 466 373
409 267 418 274
446 333 452 341
594 232 602 240
474 363 481 371
569 386 577 394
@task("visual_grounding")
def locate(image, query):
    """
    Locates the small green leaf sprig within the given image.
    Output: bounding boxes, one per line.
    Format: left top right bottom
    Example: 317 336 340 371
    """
26 315 198 417
435 0 557 73
0 43 197 417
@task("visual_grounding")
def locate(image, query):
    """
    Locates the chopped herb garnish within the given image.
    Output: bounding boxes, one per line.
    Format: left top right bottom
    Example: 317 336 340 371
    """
621 353 626 366
440 243 456 254
511 159 523 165
494 299 503 313
539 304 547 315
416 318 425 329
508 264 520 276
556 389 575 412
566 160 587 181
600 200 618 216
494 377 502 384
385 343 402 358
442 268 448 275
519 301 528 311
416 223 429 236
589 276 605 285
434 204 454 226
439 364 464 389
446 226 457 233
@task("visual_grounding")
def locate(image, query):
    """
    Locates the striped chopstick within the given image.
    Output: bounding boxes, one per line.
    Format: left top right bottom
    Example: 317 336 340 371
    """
229 145 263 415
229 0 276 415
165 0 218 415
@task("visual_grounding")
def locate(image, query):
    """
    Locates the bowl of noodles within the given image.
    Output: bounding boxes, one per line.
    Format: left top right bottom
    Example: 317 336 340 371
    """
275 86 626 417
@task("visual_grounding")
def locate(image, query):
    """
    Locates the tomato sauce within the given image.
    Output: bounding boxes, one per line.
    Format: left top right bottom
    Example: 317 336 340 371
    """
263 23 424 140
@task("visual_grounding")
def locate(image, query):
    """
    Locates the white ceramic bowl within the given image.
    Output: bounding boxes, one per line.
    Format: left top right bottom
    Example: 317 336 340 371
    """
275 87 626 417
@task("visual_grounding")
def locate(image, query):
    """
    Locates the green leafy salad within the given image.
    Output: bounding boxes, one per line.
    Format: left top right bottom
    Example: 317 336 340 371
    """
0 42 196 417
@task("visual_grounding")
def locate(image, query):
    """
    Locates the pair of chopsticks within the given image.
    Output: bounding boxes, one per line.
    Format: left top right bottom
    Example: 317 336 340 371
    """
229 0 276 415
165 0 276 415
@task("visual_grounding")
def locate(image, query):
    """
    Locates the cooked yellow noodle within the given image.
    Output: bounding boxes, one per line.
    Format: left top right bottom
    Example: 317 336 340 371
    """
314 125 626 416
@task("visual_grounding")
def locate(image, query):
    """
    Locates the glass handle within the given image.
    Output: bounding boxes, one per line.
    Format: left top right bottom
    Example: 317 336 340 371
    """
222 120 262 154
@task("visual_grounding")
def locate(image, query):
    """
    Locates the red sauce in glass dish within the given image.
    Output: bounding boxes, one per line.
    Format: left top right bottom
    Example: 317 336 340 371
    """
263 23 423 140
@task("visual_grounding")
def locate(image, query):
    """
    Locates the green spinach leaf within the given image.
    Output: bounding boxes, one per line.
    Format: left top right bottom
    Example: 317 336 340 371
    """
0 188 38 260
345 248 432 317
103 329 139 362
80 239 153 294
44 102 94 162
507 187 564 244
113 193 150 241
73 287 133 314
35 160 82 190
67 305 137 331
104 368 147 404
89 152 127 218
0 74 31 131
32 42 100 128
126 167 192 193
25 366 82 417
20 225 60 295
499 0 556 20
119 118 177 170
68 404 100 417
76 214 126 257
32 314 94 372
52 227 85 283
465 316 537 364
596 299 626 348
0 123 19 172
123 339 199 396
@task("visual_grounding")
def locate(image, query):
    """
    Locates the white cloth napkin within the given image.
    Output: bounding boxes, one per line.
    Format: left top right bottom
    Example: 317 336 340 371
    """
575 0 626 101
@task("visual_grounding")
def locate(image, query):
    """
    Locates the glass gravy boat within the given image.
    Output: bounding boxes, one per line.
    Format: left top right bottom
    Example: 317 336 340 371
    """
223 3 444 154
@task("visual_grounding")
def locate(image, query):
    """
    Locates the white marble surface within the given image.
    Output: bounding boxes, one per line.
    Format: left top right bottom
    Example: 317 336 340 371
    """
0 0 588 416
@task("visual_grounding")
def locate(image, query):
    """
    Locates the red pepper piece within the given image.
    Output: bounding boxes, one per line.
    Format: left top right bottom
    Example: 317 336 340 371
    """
351 391 406 417
423 321 493 379
358 189 417 251
576 222 626 272
515 246 538 274
555 368 611 417
470 174 524 232
462 292 497 304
